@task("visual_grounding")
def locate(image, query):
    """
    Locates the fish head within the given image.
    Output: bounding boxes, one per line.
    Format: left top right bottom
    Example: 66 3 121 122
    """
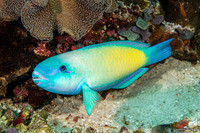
32 54 84 94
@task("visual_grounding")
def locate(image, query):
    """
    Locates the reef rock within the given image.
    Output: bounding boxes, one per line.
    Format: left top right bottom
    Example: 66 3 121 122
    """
118 28 140 41
162 0 200 29
0 22 37 97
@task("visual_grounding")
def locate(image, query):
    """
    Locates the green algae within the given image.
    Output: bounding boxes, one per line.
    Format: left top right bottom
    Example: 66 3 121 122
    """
118 29 140 41
136 17 150 30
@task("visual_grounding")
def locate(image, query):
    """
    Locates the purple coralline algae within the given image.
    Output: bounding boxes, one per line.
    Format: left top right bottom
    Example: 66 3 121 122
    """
13 86 29 102
107 30 118 38
153 15 164 25
7 128 18 133
177 29 194 40
143 6 154 21
118 28 140 41
131 26 150 42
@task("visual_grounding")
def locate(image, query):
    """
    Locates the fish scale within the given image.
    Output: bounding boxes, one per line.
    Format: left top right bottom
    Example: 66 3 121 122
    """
78 45 147 90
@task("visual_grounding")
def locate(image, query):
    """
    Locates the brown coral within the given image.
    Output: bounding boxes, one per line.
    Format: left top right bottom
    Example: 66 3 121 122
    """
0 0 27 21
0 0 116 41
51 0 117 40
21 1 54 40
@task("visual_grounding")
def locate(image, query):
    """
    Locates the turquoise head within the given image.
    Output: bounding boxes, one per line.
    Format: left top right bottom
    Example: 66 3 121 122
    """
32 53 84 95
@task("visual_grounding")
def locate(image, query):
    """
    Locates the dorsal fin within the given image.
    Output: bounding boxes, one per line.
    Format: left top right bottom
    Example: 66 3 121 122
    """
79 40 151 50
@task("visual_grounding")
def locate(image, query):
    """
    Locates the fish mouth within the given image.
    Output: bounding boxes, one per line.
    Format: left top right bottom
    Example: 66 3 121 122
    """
32 68 48 85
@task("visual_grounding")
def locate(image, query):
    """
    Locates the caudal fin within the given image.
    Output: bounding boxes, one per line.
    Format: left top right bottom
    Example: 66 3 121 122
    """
145 38 174 66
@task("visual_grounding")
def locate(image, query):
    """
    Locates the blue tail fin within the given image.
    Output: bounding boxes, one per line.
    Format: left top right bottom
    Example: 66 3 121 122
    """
145 38 174 66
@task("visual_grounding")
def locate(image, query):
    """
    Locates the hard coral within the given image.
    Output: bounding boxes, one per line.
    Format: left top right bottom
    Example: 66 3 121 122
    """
13 104 33 126
0 0 27 21
21 1 54 41
0 0 117 41
52 0 117 41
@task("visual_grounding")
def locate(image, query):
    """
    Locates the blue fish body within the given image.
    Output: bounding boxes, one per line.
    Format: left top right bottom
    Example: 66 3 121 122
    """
32 38 174 115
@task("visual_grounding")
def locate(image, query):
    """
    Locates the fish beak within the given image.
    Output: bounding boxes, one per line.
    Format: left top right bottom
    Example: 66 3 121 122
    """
32 67 48 85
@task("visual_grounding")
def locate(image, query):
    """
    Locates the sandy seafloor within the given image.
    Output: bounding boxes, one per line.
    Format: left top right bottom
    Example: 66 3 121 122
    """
36 57 200 132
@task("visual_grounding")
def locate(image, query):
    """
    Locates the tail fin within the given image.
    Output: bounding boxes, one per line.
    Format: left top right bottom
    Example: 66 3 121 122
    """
145 38 174 66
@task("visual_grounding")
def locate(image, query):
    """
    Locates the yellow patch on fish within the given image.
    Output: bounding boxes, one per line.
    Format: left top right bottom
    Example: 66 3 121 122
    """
83 45 147 87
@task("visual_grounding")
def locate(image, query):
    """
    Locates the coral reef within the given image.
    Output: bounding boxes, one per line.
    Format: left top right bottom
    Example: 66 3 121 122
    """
136 17 149 30
51 0 117 41
0 101 54 133
13 86 29 102
119 0 151 10
118 27 140 41
7 128 18 133
15 112 53 133
13 104 33 126
0 0 117 41
152 15 164 25
21 0 54 41
131 26 150 42
0 0 200 132
12 78 56 108
0 21 38 97
33 42 51 57
0 66 30 97
0 22 35 76
174 119 189 129
0 0 27 21
161 0 200 28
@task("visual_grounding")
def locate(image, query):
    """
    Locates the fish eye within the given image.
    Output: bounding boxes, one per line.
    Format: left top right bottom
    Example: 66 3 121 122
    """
60 65 66 72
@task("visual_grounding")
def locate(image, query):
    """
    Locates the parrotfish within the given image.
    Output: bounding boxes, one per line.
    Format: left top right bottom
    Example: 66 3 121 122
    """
32 38 174 115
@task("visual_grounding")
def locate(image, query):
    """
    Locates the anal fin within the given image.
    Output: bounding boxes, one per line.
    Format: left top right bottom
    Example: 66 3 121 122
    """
82 83 101 116
113 68 149 89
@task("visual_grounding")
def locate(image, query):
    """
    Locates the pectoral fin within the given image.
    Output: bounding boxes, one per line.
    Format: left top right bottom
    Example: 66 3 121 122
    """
113 68 149 89
82 83 101 116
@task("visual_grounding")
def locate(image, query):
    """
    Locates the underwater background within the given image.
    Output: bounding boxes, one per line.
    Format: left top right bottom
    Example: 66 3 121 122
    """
0 0 200 132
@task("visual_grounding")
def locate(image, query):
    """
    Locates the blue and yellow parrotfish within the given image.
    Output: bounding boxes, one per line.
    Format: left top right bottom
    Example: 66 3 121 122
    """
32 38 174 115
